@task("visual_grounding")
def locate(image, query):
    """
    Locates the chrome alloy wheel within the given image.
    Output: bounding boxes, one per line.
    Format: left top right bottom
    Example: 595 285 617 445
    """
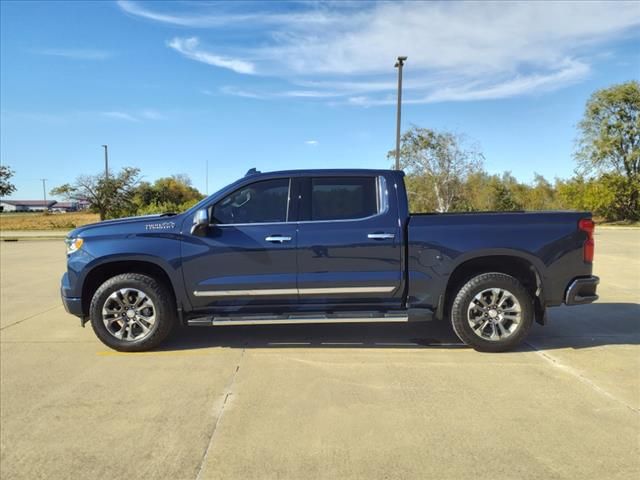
102 288 156 342
467 288 522 341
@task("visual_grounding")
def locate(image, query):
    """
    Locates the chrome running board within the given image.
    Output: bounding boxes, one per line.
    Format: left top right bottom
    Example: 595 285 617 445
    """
187 312 412 327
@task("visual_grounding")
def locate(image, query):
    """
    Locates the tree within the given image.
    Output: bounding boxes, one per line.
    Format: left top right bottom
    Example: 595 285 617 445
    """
0 165 17 198
51 167 141 220
136 174 202 205
575 81 640 220
389 127 483 212
133 174 204 214
403 175 439 213
458 171 494 211
492 183 522 211
525 173 557 211
557 174 639 221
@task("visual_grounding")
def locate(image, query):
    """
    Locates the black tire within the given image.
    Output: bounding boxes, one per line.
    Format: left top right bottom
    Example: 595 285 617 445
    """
450 273 533 353
89 273 176 352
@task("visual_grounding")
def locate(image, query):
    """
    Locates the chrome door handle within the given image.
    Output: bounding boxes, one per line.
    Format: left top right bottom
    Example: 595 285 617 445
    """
367 233 395 240
265 235 292 243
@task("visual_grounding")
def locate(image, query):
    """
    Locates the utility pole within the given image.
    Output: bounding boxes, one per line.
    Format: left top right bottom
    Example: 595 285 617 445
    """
40 179 47 210
394 56 407 171
101 145 109 180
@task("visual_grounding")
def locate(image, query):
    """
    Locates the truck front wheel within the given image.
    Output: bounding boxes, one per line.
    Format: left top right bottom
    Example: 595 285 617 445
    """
89 273 176 352
450 273 534 352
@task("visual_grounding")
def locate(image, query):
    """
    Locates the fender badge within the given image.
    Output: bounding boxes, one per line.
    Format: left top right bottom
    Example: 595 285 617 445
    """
145 221 176 231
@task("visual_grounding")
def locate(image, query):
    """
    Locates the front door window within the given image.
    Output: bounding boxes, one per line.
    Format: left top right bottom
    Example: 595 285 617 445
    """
212 178 290 225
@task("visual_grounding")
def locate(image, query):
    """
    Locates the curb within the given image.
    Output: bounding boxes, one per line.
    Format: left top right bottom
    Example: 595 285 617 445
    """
1 231 68 241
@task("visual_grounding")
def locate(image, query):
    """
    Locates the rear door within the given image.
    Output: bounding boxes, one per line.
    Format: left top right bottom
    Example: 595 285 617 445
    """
181 177 298 311
295 174 403 308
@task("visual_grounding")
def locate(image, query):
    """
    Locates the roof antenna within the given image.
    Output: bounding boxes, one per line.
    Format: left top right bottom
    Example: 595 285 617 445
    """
245 168 260 176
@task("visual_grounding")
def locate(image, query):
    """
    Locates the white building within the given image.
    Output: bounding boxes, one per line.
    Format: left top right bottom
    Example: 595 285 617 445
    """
0 200 57 212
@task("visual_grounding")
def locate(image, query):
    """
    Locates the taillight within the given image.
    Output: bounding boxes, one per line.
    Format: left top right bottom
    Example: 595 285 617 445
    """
579 218 595 263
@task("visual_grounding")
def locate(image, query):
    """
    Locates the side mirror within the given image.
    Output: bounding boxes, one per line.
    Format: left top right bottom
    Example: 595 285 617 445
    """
191 208 209 236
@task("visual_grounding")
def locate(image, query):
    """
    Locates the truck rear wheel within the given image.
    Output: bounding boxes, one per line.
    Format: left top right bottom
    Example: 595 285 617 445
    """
450 273 533 352
89 273 176 352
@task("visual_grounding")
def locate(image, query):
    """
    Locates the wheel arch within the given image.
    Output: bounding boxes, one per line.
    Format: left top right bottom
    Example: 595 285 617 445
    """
440 251 546 324
81 259 180 320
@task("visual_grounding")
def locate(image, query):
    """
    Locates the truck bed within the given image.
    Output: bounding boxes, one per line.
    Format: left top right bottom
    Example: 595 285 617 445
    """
406 211 592 309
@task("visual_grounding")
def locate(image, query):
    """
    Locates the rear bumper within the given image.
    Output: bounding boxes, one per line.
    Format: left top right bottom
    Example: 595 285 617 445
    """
565 276 599 305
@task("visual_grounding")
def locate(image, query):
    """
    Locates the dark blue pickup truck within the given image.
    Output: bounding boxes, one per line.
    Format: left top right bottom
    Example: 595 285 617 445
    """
61 169 598 352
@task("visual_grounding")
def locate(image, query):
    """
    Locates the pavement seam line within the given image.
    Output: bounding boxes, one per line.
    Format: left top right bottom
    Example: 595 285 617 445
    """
194 347 246 480
0 304 61 331
525 341 639 414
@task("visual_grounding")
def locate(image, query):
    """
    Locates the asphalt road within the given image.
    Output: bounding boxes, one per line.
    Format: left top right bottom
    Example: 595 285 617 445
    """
1 229 638 479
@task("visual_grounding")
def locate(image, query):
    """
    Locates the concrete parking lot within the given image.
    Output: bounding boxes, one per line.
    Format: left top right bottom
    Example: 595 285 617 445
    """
1 229 638 479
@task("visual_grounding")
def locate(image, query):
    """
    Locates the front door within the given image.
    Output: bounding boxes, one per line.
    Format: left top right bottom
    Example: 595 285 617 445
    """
181 177 298 312
295 175 403 309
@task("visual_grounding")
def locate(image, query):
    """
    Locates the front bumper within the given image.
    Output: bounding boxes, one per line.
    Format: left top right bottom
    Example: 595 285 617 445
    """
61 294 83 317
565 276 599 305
61 272 83 317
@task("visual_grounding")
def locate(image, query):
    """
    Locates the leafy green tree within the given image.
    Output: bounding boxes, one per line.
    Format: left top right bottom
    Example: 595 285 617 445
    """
491 183 523 211
523 173 558 210
403 175 439 212
389 127 484 212
451 171 496 211
133 174 204 214
51 167 141 220
497 172 528 210
558 174 639 221
575 81 640 220
135 198 202 216
0 165 17 198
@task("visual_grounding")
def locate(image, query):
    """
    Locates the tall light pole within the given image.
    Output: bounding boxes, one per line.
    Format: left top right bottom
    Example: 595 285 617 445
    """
394 56 407 171
101 145 109 180
40 179 47 210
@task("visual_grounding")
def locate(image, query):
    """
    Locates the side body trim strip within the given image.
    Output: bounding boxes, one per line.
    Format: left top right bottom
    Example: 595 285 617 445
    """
193 286 396 297
194 288 297 297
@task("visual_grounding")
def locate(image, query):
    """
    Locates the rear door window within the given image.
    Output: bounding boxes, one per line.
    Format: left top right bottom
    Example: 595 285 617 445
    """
310 177 377 221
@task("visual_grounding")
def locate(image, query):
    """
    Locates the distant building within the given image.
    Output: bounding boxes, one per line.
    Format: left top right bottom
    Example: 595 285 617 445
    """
50 201 80 213
0 200 57 212
76 200 91 211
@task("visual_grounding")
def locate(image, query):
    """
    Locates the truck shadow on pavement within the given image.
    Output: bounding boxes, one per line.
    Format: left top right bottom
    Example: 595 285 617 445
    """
157 302 640 352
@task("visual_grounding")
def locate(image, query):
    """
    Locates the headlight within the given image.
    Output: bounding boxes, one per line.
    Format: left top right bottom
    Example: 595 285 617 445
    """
65 237 84 255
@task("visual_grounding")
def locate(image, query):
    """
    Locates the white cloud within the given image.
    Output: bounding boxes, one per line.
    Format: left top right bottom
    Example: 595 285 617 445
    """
347 59 592 106
167 37 256 75
219 86 266 99
101 110 166 122
3 110 166 124
120 1 640 104
118 0 220 27
32 48 112 60
283 90 343 98
140 109 166 120
117 0 343 28
219 86 344 100
102 111 139 122
305 140 319 146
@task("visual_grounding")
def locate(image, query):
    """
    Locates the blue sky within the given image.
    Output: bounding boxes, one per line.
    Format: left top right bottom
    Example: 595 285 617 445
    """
1 0 639 200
